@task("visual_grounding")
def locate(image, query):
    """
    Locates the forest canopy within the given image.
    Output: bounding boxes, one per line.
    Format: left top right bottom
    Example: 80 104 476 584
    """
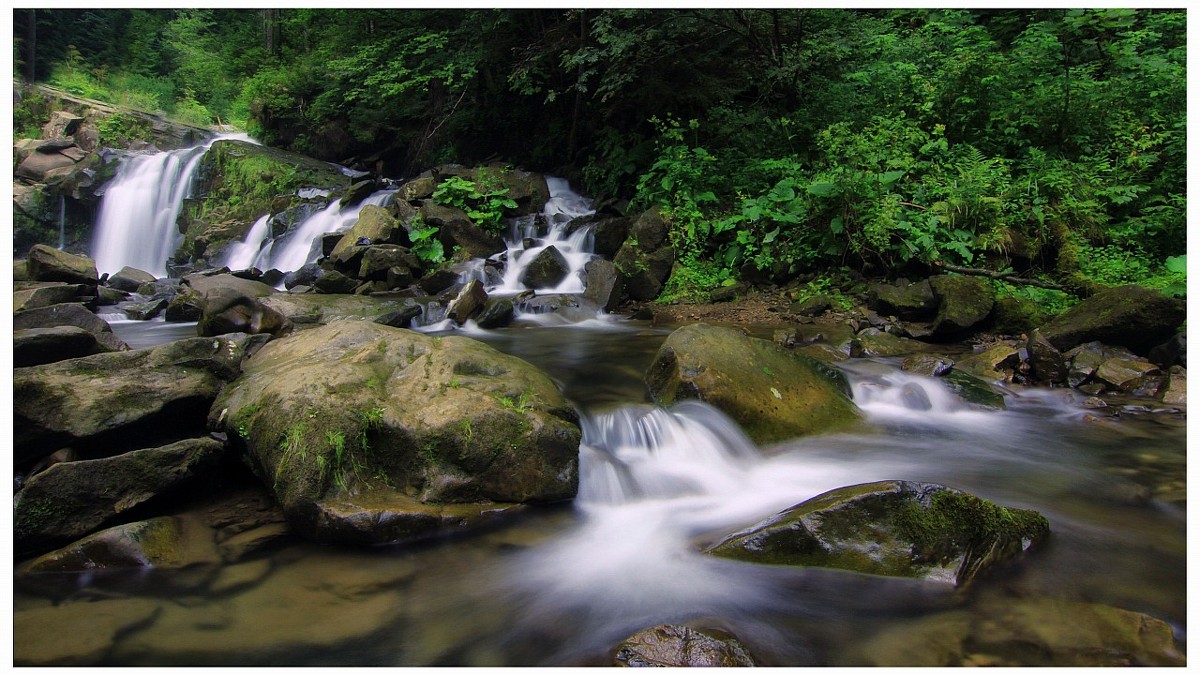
14 8 1186 296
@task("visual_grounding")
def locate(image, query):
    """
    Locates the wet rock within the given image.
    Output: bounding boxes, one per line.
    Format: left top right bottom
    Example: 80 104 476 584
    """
1037 284 1185 355
107 265 157 293
26 244 98 285
902 354 955 378
707 480 1048 587
476 298 515 329
1147 332 1186 369
522 245 571 289
313 269 359 294
583 258 624 312
942 369 1006 409
710 282 747 303
14 598 162 666
14 334 262 466
16 149 79 182
929 275 994 338
614 624 757 667
447 279 488 324
13 282 91 311
13 302 128 352
331 205 404 260
645 323 860 444
218 522 292 564
416 268 461 295
567 214 631 258
867 278 937 320
613 207 675 301
199 288 292 338
955 343 1021 382
123 298 169 321
164 286 204 322
1094 358 1161 392
853 328 929 357
774 328 798 349
1026 330 1067 384
374 303 423 329
183 271 275 299
283 262 324 290
208 320 580 546
339 179 378 207
14 437 226 557
14 326 117 367
358 244 418 281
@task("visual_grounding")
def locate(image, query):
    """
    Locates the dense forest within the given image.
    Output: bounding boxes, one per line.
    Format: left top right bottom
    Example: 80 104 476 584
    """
14 8 1186 304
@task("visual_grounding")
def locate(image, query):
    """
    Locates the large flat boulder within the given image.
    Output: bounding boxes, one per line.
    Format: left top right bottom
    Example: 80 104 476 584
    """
706 480 1049 588
13 326 118 367
646 323 860 444
26 244 98 285
209 320 581 545
14 333 265 467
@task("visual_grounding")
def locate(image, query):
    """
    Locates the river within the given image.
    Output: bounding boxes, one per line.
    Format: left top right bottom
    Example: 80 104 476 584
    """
14 316 1186 666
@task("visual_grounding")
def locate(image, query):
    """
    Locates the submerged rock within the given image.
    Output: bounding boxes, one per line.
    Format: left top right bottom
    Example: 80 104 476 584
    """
706 480 1048 588
614 624 757 667
17 515 219 572
646 323 860 444
209 320 581 546
15 598 163 666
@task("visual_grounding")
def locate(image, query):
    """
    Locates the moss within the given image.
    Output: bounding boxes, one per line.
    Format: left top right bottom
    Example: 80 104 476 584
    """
894 490 1048 560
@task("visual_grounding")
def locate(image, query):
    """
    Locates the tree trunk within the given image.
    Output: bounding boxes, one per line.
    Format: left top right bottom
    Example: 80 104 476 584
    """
24 9 37 82
263 9 280 55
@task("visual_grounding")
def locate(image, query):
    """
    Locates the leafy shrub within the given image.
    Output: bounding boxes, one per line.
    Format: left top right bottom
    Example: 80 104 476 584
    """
655 257 735 304
432 175 516 233
408 215 446 266
96 112 153 147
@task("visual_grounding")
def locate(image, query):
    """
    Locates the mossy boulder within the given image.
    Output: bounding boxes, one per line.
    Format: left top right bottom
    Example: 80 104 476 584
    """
929 275 995 338
941 369 1006 409
17 515 220 572
1037 284 1186 356
646 323 861 444
14 438 226 557
14 333 264 467
330 204 409 259
208 320 581 546
26 244 98 285
613 207 675 301
868 278 937 320
706 480 1048 588
13 326 120 367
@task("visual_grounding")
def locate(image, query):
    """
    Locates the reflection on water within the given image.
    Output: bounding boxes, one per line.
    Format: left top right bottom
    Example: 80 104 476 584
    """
14 320 1186 666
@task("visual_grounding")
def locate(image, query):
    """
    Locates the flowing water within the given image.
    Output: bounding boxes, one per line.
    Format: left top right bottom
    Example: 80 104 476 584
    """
91 134 256 277
13 320 1187 666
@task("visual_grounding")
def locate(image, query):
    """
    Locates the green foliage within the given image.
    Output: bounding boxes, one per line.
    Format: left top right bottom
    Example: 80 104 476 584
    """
656 257 735 305
96 112 153 147
407 214 446 266
433 175 517 234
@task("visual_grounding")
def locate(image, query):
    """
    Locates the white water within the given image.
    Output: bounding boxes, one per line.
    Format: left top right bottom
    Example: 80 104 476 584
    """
92 133 256 277
489 177 596 295
219 214 271 271
241 188 397 274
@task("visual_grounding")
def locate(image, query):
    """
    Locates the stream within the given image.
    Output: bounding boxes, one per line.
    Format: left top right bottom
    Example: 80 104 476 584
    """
14 317 1187 666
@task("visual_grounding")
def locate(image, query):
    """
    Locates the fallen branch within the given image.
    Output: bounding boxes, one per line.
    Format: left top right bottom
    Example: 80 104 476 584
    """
933 261 1075 293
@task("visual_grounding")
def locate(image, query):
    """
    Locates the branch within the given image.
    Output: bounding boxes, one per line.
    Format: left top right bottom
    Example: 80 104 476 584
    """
933 261 1076 293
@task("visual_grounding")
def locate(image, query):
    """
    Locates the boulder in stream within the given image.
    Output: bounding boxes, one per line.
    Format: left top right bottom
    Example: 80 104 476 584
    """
107 265 158 293
14 325 120 367
521 245 571 289
929 275 994 338
209 320 581 546
1037 284 1185 356
26 244 98 285
646 323 860 444
707 480 1049 588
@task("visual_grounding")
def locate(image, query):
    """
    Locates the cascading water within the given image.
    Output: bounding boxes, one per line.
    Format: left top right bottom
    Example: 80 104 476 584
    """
248 188 398 274
91 133 256 277
487 177 597 295
219 213 271 271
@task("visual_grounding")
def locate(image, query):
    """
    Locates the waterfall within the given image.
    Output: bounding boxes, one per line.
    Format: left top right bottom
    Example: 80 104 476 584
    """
91 133 256 277
488 177 596 295
239 188 398 274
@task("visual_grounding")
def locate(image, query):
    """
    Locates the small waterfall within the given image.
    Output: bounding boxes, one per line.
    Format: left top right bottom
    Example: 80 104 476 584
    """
92 133 256 277
488 177 596 295
219 213 271 271
249 188 397 274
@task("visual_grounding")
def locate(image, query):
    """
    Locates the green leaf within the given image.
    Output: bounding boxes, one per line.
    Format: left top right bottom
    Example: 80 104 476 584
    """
1165 254 1187 274
762 227 780 244
829 216 844 234
879 170 905 185
807 182 836 197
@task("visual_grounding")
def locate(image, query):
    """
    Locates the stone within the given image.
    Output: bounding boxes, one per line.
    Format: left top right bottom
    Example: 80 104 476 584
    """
941 369 1006 409
199 287 291 338
374 304 424 329
13 302 117 337
13 326 116 367
1037 285 1186 356
522 245 571 289
868 278 937 320
614 245 675 302
313 269 359 294
1147 332 1186 369
13 282 89 311
123 298 169 321
710 282 747 303
417 268 461 295
208 320 581 545
15 150 78 182
566 214 631 258
339 179 378 207
902 354 956 377
26 244 98 285
218 521 292 564
18 515 220 572
447 279 488 324
476 298 515 329
707 480 1049 588
331 205 403 259
107 265 157 293
614 625 757 667
1094 358 1161 392
420 201 505 259
955 343 1021 382
283 262 324 290
583 258 624 312
853 328 929 357
358 244 418 281
792 293 833 316
1026 330 1067 384
645 323 860 444
14 438 226 557
929 275 994 338
41 110 85 138
183 272 275 299
1160 368 1186 406
14 334 262 466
